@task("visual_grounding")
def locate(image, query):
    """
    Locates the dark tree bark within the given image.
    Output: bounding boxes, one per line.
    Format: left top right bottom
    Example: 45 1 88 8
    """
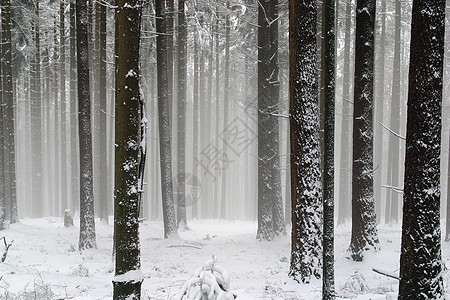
176 0 187 228
288 0 322 283
113 0 143 297
349 0 379 261
2 0 17 224
0 7 5 229
398 1 445 298
77 0 97 251
322 0 335 298
386 0 402 224
70 0 80 214
257 0 285 241
337 0 352 225
155 0 177 238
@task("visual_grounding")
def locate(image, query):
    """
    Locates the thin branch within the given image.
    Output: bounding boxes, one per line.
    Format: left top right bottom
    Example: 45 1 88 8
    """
380 122 406 140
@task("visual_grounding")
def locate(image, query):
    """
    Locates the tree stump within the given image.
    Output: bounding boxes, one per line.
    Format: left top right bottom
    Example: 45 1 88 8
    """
64 210 74 227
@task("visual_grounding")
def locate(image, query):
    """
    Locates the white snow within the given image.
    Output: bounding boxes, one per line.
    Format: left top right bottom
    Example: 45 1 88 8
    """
0 218 449 299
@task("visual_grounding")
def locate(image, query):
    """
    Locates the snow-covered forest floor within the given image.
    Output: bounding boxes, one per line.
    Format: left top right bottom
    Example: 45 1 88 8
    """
0 218 449 299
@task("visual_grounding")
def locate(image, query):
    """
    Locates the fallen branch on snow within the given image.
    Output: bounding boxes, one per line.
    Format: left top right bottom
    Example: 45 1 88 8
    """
167 244 202 250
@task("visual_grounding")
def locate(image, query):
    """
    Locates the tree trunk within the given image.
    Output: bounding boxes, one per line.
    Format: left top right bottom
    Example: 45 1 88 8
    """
288 0 322 283
386 0 402 224
176 0 187 228
3 0 17 223
322 0 335 297
54 21 61 217
77 0 97 251
98 0 108 223
221 2 230 220
349 0 379 261
192 23 199 220
446 127 450 241
398 1 445 298
30 0 42 219
113 0 143 297
70 0 80 215
374 0 386 224
256 0 285 241
337 0 352 225
155 0 177 238
214 6 221 218
60 0 68 213
0 13 5 228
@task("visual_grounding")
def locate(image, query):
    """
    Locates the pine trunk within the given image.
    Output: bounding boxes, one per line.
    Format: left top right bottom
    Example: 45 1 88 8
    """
30 0 42 219
70 0 80 214
322 0 335 297
386 0 401 224
98 0 108 223
337 0 352 225
176 0 187 227
113 0 143 297
77 0 97 251
155 0 177 238
257 0 285 241
349 0 379 261
374 0 386 224
2 0 17 223
288 0 322 283
60 0 68 213
398 1 445 298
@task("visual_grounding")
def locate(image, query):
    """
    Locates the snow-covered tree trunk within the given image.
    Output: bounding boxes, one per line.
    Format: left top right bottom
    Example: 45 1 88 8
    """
398 1 445 298
2 0 17 224
257 0 285 241
0 47 5 229
322 0 335 298
176 0 187 228
76 0 97 251
155 0 177 239
113 0 143 297
349 0 379 261
69 0 80 215
288 0 322 283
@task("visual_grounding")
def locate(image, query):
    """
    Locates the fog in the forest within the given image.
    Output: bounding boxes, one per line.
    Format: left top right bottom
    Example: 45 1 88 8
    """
9 0 448 226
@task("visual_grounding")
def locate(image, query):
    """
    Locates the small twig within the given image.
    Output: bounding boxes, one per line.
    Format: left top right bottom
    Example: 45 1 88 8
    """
372 268 399 280
382 184 404 194
380 122 406 140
